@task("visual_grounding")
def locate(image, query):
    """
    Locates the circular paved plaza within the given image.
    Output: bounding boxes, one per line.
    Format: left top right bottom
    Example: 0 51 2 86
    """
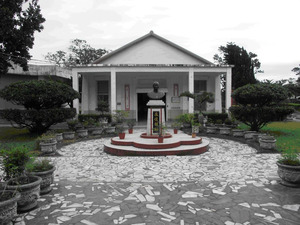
16 131 300 225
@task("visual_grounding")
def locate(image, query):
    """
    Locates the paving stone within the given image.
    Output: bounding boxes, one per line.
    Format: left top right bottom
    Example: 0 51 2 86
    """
14 132 300 225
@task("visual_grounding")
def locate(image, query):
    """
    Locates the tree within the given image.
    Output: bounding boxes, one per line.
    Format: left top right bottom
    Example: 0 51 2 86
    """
45 39 109 67
0 0 45 74
230 83 294 131
292 64 300 83
214 43 262 90
0 80 80 134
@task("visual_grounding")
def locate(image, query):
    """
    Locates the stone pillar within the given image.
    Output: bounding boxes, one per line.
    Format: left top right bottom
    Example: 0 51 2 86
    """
81 74 88 114
146 100 165 136
110 68 116 113
225 68 232 112
72 70 79 114
188 68 194 113
215 74 222 113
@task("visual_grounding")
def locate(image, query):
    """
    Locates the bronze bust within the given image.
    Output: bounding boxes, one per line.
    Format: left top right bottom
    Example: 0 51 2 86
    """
147 81 165 100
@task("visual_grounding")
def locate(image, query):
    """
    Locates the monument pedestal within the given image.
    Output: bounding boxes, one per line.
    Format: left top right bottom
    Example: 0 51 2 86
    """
146 100 165 136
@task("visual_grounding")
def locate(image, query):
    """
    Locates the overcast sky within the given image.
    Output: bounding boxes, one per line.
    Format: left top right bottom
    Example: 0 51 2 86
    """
30 0 299 81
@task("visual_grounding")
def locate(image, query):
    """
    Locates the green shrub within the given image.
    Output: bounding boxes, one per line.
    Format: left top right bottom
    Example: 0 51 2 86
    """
0 80 79 134
202 112 228 124
0 146 35 180
26 159 53 172
230 83 294 131
78 114 112 124
176 113 194 126
0 108 76 134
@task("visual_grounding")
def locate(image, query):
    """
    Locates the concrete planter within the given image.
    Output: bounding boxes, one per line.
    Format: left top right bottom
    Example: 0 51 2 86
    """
63 131 75 140
90 127 103 136
259 136 276 150
206 126 218 134
26 166 56 195
76 129 88 138
0 191 21 224
232 129 244 137
219 127 231 135
56 133 63 142
277 162 300 187
6 176 42 212
244 131 257 140
104 127 115 134
39 138 57 155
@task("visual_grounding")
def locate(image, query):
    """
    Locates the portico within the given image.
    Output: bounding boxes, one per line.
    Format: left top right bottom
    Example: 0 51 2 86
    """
72 31 232 121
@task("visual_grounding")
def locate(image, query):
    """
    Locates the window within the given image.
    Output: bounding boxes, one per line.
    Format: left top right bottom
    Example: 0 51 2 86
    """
194 80 207 93
97 80 109 103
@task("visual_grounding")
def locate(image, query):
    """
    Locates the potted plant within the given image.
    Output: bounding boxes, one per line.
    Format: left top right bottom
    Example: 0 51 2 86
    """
172 121 181 134
126 119 136 134
0 146 42 212
26 159 56 195
64 119 77 140
191 122 200 138
36 132 57 155
115 124 126 139
276 145 300 187
0 190 21 224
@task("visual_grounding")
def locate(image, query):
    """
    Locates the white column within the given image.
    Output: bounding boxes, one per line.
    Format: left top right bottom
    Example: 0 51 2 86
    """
214 74 222 113
225 68 232 112
81 74 88 114
110 68 117 113
72 69 79 114
188 68 194 113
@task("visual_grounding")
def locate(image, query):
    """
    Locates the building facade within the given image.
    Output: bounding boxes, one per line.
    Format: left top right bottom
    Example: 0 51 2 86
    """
72 31 232 121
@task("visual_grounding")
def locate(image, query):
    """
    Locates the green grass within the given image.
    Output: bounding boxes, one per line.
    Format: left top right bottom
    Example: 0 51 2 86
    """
0 127 38 150
238 122 300 152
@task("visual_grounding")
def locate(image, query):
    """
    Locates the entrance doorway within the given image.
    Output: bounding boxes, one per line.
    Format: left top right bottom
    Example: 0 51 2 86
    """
137 93 166 122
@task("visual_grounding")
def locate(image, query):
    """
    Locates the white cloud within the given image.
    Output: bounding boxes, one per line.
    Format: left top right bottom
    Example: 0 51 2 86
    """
30 0 300 81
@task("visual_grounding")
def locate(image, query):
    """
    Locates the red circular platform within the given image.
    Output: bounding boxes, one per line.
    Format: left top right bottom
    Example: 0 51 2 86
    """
104 131 209 156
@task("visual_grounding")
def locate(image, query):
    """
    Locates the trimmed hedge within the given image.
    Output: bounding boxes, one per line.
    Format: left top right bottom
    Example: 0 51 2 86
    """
0 108 76 134
78 113 112 123
202 112 228 124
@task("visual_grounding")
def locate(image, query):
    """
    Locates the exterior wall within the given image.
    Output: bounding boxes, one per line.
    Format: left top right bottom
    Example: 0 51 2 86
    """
99 37 205 65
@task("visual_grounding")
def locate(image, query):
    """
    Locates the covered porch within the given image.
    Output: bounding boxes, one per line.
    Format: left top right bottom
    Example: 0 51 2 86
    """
72 64 232 121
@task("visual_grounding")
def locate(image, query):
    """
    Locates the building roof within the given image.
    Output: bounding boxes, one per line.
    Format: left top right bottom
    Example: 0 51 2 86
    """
93 31 214 65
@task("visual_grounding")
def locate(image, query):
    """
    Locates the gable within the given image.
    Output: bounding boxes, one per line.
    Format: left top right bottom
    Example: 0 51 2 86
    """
94 32 212 65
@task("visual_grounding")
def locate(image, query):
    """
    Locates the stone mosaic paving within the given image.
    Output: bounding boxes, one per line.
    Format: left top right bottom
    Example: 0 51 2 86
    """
15 131 300 225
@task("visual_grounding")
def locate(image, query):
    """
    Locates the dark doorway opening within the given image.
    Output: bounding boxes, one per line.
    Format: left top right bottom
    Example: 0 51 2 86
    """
137 93 166 122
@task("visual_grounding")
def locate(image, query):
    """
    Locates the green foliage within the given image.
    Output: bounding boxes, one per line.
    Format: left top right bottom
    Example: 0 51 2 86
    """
96 100 110 115
277 144 300 166
230 83 294 131
0 145 35 180
232 83 289 106
202 112 228 124
126 119 136 129
67 119 79 131
0 80 80 109
0 80 79 134
78 114 112 124
26 159 53 172
112 110 129 124
0 108 76 134
115 124 125 134
45 39 109 67
180 91 214 112
214 42 260 89
0 0 45 74
176 113 194 126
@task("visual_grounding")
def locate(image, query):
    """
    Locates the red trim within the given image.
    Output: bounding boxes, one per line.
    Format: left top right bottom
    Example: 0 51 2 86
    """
150 108 152 135
104 145 208 156
140 132 172 139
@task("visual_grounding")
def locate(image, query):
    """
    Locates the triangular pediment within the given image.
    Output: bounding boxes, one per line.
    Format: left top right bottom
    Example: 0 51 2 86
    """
93 31 213 65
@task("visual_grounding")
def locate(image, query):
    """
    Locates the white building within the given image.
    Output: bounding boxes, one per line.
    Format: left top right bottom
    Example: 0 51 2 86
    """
72 31 232 121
